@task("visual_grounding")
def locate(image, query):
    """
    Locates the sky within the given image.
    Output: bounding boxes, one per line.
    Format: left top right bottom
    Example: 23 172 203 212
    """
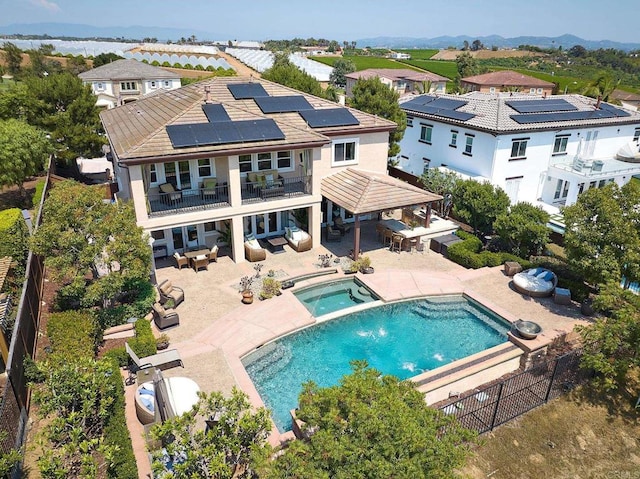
2 0 640 43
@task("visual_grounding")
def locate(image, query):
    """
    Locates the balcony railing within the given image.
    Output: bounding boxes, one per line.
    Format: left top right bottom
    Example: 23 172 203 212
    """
147 184 230 218
241 175 311 204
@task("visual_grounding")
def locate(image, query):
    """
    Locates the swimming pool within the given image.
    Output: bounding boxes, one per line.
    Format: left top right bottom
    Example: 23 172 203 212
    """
293 277 379 316
242 295 510 432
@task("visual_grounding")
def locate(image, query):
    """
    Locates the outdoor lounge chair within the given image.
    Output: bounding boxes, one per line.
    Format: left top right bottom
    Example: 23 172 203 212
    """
157 279 184 308
325 224 341 242
173 252 189 270
285 227 312 252
192 254 209 272
244 240 267 262
151 302 180 329
125 342 183 382
159 183 182 203
512 268 558 297
208 244 219 262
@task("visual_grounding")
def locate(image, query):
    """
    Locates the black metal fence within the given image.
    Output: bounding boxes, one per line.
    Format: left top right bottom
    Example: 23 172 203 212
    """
439 349 591 434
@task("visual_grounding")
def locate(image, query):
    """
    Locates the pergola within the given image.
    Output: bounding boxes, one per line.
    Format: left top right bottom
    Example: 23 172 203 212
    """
321 168 442 259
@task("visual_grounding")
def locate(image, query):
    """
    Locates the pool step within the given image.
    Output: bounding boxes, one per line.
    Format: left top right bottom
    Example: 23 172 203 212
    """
411 300 509 334
244 343 292 380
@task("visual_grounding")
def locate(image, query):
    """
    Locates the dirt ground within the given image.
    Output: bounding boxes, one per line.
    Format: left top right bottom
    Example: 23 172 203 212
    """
432 50 546 61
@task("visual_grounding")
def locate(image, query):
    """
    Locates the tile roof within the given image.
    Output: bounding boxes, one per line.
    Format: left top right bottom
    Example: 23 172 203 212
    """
345 68 449 83
79 59 180 81
101 76 397 163
321 168 442 214
461 70 554 88
401 92 640 133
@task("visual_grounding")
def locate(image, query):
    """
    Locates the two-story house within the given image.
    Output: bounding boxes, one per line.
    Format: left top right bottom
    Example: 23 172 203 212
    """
79 59 181 109
100 77 396 263
345 69 448 99
460 70 555 95
395 92 640 211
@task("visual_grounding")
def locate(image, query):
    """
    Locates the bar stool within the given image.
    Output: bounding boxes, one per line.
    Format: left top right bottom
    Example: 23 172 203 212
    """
383 228 394 247
408 238 418 254
391 234 404 253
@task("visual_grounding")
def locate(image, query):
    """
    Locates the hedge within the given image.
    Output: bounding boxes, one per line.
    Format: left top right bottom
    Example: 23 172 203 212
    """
47 310 99 359
102 357 138 479
0 208 28 269
127 319 157 359
32 178 46 214
446 232 531 270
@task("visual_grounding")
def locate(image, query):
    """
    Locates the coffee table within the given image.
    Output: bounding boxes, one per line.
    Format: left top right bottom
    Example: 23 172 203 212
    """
266 236 287 254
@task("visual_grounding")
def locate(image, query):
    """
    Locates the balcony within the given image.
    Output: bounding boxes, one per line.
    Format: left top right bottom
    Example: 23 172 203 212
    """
241 175 311 205
147 184 230 218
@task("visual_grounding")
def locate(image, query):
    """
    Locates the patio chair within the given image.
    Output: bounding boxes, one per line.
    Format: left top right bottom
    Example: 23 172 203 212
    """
151 302 180 329
391 234 404 253
173 252 189 270
192 254 209 272
157 279 184 308
208 244 218 262
125 342 183 383
325 224 341 242
334 217 351 236
382 228 394 247
244 241 267 262
159 183 182 203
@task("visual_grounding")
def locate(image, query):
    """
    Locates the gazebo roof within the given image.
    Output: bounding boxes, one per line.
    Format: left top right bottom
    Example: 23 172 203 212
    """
321 168 442 214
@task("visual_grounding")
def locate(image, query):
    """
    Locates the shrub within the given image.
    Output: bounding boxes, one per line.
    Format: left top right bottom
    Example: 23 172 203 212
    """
47 310 98 359
446 242 485 268
447 234 530 270
32 178 46 213
102 357 138 479
260 278 282 300
127 319 157 358
94 279 155 329
0 208 28 270
103 346 128 367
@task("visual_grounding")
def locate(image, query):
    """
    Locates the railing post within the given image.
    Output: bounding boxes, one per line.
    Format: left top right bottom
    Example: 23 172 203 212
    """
490 382 503 430
544 354 562 402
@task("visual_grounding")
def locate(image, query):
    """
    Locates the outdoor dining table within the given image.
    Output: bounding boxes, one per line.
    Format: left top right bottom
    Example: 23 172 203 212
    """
379 219 430 251
183 246 210 270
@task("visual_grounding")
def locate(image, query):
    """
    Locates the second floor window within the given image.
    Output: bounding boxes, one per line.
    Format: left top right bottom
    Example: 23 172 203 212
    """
406 116 413 127
277 151 292 169
420 124 433 144
634 127 640 143
553 135 569 155
510 138 528 159
450 130 458 148
239 154 252 173
333 139 357 165
464 134 474 155
257 153 273 170
198 159 212 177
120 81 137 91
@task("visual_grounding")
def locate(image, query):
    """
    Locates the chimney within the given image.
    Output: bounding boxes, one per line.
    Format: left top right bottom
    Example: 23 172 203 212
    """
595 95 602 109
204 85 211 103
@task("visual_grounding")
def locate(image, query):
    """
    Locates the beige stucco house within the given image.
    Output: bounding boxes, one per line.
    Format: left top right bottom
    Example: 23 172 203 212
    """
460 70 555 95
345 69 448 98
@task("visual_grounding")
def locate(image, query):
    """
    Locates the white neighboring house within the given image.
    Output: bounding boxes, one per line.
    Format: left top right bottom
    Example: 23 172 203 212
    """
395 92 640 211
78 59 181 109
345 69 448 99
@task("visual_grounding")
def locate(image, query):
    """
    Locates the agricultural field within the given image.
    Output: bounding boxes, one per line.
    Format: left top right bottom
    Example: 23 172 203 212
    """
311 55 423 71
399 59 459 79
395 49 439 60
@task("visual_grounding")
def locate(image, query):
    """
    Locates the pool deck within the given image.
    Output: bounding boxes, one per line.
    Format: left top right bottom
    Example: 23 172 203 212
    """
127 219 592 477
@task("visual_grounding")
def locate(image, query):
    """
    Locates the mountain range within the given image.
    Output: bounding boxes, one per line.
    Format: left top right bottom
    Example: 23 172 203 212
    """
0 23 639 51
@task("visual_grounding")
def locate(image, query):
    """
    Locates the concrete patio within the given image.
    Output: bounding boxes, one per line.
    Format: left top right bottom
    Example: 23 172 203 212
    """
126 218 592 478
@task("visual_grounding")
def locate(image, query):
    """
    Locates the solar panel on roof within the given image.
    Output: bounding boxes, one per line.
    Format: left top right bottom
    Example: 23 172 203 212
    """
511 106 631 124
598 103 631 117
227 83 269 99
402 101 475 121
202 103 231 122
506 99 578 113
299 108 360 128
408 95 468 110
254 95 313 113
166 119 284 148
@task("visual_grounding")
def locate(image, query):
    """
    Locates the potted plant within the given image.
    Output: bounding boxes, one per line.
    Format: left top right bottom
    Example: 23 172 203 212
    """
239 276 254 304
358 256 374 274
156 333 170 350
259 278 282 300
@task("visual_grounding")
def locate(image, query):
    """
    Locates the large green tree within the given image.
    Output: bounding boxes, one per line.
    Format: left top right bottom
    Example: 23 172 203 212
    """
150 388 271 479
2 42 22 74
419 168 460 217
494 202 550 257
351 77 406 157
576 281 640 391
0 119 52 196
453 180 510 235
562 182 640 289
329 58 356 87
262 53 324 98
455 51 479 78
263 362 475 479
30 180 152 308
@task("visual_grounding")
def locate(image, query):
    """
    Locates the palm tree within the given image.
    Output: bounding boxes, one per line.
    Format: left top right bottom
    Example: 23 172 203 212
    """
582 73 620 103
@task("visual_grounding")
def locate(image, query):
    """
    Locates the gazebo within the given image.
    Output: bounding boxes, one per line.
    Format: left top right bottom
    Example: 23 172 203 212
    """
321 168 443 259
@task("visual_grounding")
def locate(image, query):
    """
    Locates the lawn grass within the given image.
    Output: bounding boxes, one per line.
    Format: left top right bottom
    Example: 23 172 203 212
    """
459 377 640 479
312 56 422 71
398 59 459 79
395 49 438 60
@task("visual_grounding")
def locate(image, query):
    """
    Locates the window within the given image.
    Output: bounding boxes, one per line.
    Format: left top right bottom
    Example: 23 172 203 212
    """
151 230 165 240
150 164 157 183
276 150 292 169
553 135 569 155
489 87 496 94
204 221 217 232
406 116 413 127
634 127 640 143
422 158 431 173
419 124 433 144
537 88 543 94
257 153 273 170
239 154 252 173
120 81 137 91
150 81 157 89
510 138 528 159
530 88 536 94
198 158 212 177
464 134 474 155
332 139 358 165
95 82 105 91
450 130 458 148
163 80 171 88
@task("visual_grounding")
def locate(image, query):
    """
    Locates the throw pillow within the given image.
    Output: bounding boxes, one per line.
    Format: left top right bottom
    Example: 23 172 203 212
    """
292 231 303 242
544 271 555 282
140 395 155 412
248 172 258 183
160 281 173 295
160 183 175 194
265 173 274 184
139 388 155 397
203 178 217 189
245 233 256 241
248 239 260 249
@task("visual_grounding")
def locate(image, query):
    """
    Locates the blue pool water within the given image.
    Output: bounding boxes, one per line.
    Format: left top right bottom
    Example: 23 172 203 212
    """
293 277 379 316
242 295 510 432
